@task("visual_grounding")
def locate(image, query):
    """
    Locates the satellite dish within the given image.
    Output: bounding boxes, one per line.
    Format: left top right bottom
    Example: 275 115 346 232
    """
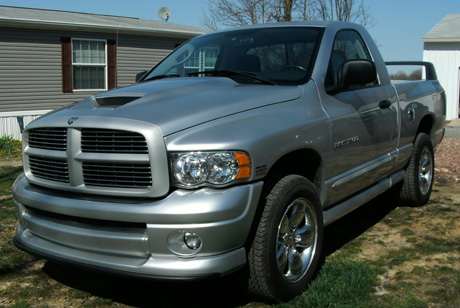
158 7 171 22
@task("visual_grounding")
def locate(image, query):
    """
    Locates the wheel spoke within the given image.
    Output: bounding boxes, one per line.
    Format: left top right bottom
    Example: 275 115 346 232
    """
420 175 428 185
274 193 320 284
277 243 288 273
288 247 302 277
420 174 430 192
420 152 431 172
289 203 306 229
418 147 433 195
295 224 314 248
279 214 289 236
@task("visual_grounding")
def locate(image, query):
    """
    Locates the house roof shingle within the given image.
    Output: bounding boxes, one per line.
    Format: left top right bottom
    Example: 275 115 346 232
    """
0 5 209 38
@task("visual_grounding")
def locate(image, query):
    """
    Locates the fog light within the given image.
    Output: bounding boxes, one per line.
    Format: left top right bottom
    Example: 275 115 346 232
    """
184 232 201 250
167 230 202 255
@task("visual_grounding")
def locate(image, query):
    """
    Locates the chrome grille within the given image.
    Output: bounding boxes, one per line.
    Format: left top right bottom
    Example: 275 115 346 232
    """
83 162 152 188
28 128 67 151
81 129 148 154
29 156 69 183
23 123 164 197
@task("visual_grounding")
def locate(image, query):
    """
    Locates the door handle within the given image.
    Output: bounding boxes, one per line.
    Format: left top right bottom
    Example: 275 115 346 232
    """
379 100 392 109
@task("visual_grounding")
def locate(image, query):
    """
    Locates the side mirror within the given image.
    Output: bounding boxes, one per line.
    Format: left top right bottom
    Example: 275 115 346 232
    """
337 59 377 88
135 70 148 83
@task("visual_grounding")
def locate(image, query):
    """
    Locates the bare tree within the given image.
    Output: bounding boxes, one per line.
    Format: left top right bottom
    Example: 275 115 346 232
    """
202 0 373 29
312 0 374 27
294 0 315 21
202 0 272 30
268 0 296 21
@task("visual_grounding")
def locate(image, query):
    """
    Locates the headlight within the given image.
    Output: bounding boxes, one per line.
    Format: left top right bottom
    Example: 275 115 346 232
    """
173 153 210 185
171 151 251 188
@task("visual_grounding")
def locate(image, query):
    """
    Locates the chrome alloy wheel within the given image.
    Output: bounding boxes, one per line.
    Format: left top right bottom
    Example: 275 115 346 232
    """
276 198 317 283
418 146 433 195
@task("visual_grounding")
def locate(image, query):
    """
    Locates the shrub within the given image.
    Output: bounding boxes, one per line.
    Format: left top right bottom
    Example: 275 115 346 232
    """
0 136 22 156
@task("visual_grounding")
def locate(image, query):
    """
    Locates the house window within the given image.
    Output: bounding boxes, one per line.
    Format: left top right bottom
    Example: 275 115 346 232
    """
183 47 219 75
72 39 106 90
61 37 116 93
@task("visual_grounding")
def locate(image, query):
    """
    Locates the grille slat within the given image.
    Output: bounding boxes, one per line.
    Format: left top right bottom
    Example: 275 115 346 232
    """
81 129 148 154
83 163 152 189
84 172 151 177
29 128 67 151
29 156 69 183
28 164 68 174
29 173 69 182
83 178 153 186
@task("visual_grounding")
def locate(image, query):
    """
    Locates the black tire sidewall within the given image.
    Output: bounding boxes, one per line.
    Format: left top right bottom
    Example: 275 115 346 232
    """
260 175 323 300
414 134 434 200
401 133 435 206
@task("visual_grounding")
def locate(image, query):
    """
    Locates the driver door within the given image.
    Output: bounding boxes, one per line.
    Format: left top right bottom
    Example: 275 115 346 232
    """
322 30 399 205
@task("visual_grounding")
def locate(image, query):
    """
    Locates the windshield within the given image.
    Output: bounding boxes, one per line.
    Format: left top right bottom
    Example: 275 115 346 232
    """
142 26 323 85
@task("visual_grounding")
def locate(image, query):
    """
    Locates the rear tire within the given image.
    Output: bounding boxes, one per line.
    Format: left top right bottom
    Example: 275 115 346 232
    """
399 133 434 206
247 175 323 302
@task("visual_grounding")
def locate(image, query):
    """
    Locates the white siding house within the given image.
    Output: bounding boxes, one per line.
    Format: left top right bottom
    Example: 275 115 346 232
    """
0 6 208 140
423 14 460 121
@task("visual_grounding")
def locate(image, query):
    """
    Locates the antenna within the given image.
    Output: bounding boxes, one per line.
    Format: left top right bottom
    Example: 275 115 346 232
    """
158 7 171 22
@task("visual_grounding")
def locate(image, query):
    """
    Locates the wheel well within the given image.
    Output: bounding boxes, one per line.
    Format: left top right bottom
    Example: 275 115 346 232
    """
244 149 322 250
263 149 322 193
416 115 435 139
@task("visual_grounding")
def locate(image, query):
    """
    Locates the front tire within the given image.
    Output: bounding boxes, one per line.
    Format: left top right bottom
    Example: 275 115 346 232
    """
247 175 323 302
399 133 435 206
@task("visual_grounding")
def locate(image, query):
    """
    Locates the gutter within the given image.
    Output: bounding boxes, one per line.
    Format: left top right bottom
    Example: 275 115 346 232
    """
422 37 460 43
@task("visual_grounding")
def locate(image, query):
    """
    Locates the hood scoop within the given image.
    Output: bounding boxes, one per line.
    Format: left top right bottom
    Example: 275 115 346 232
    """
96 96 141 107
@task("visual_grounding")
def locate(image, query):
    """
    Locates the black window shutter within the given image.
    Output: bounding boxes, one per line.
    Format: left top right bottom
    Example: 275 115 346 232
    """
61 37 72 93
107 40 117 89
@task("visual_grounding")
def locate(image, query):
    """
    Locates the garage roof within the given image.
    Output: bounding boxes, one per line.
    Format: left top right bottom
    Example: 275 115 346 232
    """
423 14 460 43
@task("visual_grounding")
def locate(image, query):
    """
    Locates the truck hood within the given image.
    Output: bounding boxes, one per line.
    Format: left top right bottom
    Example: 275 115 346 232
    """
54 77 302 135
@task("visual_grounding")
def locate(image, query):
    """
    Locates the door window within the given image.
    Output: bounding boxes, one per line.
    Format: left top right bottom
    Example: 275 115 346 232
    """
325 30 376 90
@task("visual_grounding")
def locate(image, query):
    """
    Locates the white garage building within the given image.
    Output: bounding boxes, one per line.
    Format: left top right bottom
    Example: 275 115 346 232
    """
423 14 460 121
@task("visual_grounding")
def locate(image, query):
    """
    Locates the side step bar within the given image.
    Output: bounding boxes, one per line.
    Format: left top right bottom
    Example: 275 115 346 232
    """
323 170 405 226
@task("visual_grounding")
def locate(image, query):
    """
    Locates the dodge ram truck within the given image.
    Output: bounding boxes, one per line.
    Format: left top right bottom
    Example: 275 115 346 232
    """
13 21 446 301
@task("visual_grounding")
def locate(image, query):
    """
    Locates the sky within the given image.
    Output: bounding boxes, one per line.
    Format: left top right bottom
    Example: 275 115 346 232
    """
0 0 458 61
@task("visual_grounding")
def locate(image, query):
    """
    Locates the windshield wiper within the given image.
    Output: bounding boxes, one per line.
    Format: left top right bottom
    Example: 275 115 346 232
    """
144 74 180 81
187 70 277 85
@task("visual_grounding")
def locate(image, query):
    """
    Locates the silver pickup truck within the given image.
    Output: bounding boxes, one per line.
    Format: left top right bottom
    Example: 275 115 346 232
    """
13 21 445 301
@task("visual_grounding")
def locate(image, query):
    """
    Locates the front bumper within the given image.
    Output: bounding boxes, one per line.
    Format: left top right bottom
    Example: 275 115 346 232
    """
13 174 263 279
